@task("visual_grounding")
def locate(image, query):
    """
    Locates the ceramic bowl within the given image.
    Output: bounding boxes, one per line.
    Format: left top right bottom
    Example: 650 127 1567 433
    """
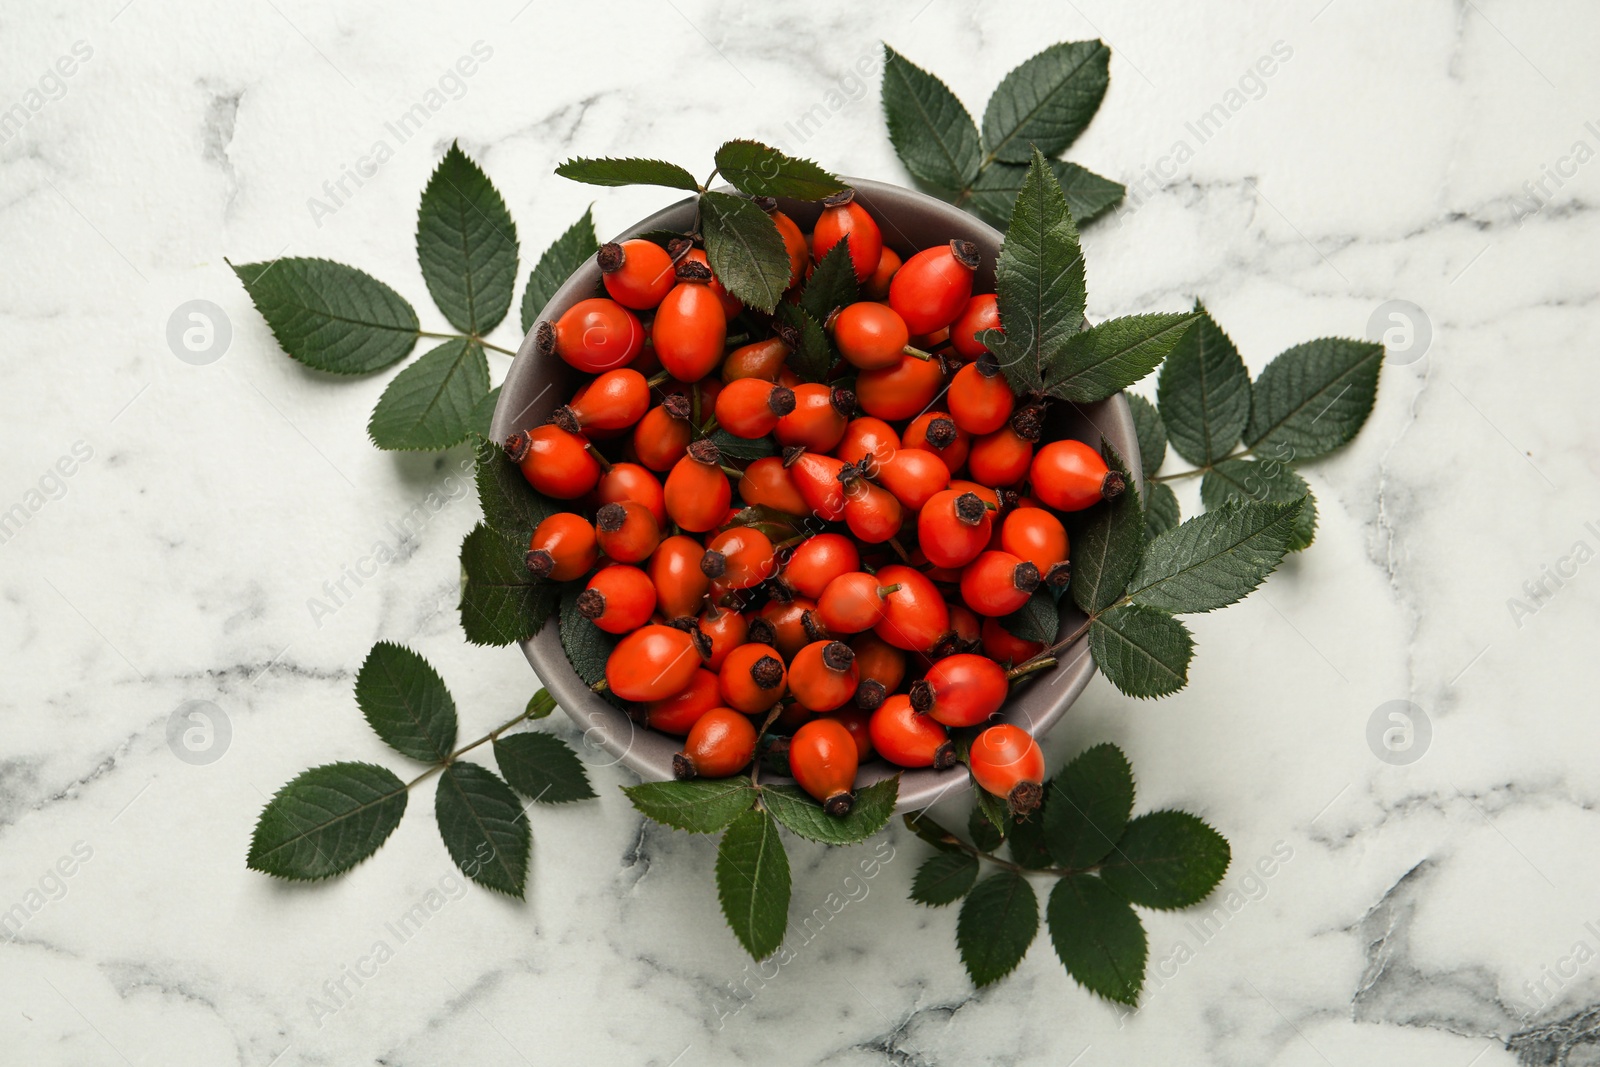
491 176 1142 812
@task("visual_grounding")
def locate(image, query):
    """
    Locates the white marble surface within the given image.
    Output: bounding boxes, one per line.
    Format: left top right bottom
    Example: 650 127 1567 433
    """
3 0 1598 1063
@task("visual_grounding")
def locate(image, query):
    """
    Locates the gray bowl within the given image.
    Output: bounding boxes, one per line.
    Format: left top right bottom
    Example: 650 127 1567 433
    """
492 176 1142 812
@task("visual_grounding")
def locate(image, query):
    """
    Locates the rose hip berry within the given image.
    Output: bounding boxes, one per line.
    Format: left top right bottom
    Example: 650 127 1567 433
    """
812 189 883 282
789 717 860 815
541 297 644 373
912 653 1009 727
674 707 757 780
506 425 601 499
969 723 1045 815
606 624 702 702
526 512 599 581
598 240 676 310
1030 439 1125 512
788 640 860 713
578 564 656 633
889 240 979 335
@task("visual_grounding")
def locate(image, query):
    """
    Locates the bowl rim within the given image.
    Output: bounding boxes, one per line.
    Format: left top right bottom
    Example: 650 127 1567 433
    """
491 175 1142 813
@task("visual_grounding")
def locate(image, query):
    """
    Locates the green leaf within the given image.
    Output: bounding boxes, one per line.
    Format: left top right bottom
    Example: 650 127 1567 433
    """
713 140 846 200
354 642 458 763
1043 743 1134 869
717 808 791 959
800 241 860 324
1126 393 1167 480
558 583 616 686
555 156 699 191
911 852 979 905
985 148 1086 396
775 302 833 383
1245 338 1384 459
700 191 792 314
1006 809 1054 870
247 763 407 881
459 523 558 647
761 777 898 845
968 160 1125 229
435 761 530 898
1069 444 1143 615
230 258 417 375
521 207 600 334
474 434 559 540
1126 499 1303 614
904 811 963 852
472 384 501 440
881 44 983 194
525 688 557 721
1047 874 1147 1004
956 871 1039 986
1143 481 1180 540
416 143 518 334
982 40 1111 163
1043 313 1200 405
1099 810 1231 909
1088 604 1194 699
708 429 778 461
1001 590 1058 645
624 779 757 833
969 798 1006 850
1202 459 1317 551
368 338 489 451
1157 304 1251 465
494 732 594 804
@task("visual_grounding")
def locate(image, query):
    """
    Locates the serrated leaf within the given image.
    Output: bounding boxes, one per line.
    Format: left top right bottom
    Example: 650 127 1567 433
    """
764 777 898 845
911 851 980 905
558 583 616 686
1006 808 1054 869
555 156 699 191
1044 313 1199 405
969 160 1125 228
435 761 529 898
231 258 417 375
1088 604 1194 699
1157 304 1251 465
717 808 791 959
1245 338 1383 459
354 642 457 763
982 40 1111 163
970 793 1007 848
1001 590 1058 645
521 208 600 333
493 732 594 804
472 384 501 440
247 762 407 881
904 811 963 852
956 871 1039 986
474 435 560 540
1144 481 1180 540
1069 444 1143 615
417 143 518 334
1047 874 1147 1004
800 241 859 323
624 779 758 833
525 688 557 720
1125 393 1166 480
1043 743 1134 869
775 302 833 383
986 148 1085 396
368 337 489 451
714 140 846 200
1202 460 1317 551
459 523 558 646
700 190 791 314
708 429 778 461
1126 499 1302 614
1099 811 1231 909
881 44 982 194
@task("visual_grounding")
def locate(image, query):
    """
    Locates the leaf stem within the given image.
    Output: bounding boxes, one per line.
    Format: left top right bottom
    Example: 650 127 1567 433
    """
937 827 1099 880
478 340 518 356
1150 445 1259 483
405 706 536 788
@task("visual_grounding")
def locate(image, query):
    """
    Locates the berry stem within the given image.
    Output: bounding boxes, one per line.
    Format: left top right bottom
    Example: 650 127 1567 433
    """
1005 656 1057 682
901 344 933 362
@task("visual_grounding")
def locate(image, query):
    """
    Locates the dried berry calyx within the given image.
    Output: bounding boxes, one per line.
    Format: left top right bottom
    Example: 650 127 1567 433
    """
954 492 987 527
821 641 854 672
949 239 980 270
750 655 785 689
596 241 626 274
576 588 607 618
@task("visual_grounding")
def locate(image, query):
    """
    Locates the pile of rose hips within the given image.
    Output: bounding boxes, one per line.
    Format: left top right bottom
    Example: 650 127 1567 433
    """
508 190 1124 818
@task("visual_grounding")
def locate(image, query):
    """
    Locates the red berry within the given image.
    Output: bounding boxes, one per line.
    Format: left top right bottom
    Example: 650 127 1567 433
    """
525 512 598 581
833 302 918 371
789 716 860 814
757 598 816 661
702 526 777 591
554 368 650 436
917 489 994 569
675 707 757 779
738 455 809 516
775 384 851 453
960 550 1041 617
642 668 721 735
912 653 1009 728
835 416 901 472
947 358 1016 436
950 293 1001 360
719 643 788 714
855 352 946 421
542 297 644 373
606 624 702 702
507 425 601 499
1001 507 1070 587
652 280 727 382
598 240 676 310
722 337 792 383
1030 439 1125 512
696 605 749 672
788 640 860 713
578 564 656 633
715 378 796 439
648 534 712 620
632 402 692 472
839 472 904 544
595 462 667 528
903 412 969 474
813 191 883 282
781 533 860 599
816 572 896 633
868 694 954 769
664 441 732 532
677 247 743 318
966 424 1035 487
888 241 979 335
874 447 950 511
872 564 950 654
969 724 1045 815
821 707 874 760
595 500 660 564
981 616 1043 666
850 631 906 709
787 451 850 522
766 207 810 288
863 246 901 300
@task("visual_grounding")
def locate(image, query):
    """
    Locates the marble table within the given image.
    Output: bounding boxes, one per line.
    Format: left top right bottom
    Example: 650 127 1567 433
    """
3 1 1596 1063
